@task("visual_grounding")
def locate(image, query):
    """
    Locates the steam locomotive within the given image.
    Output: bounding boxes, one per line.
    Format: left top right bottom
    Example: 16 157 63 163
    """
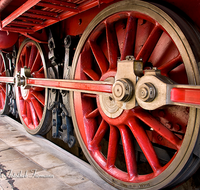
0 0 200 189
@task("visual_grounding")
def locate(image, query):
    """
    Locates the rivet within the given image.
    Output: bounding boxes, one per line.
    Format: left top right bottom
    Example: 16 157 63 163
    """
174 124 181 131
165 122 172 129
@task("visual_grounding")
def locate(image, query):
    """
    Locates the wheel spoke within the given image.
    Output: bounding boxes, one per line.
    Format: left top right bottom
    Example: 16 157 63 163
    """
89 119 109 150
158 54 182 75
22 99 27 117
29 101 39 127
105 21 119 69
30 51 42 73
0 85 6 95
121 15 137 60
1 89 5 102
1 71 6 76
28 45 37 69
136 24 162 63
89 40 109 74
107 125 119 168
31 91 45 106
119 125 137 178
26 101 32 125
38 67 44 73
83 68 100 81
32 71 45 78
127 117 161 172
86 108 100 119
134 109 182 149
30 96 43 120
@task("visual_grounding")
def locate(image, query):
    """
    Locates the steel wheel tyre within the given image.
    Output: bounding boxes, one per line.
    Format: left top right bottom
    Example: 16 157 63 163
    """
0 51 9 115
15 39 51 135
71 1 200 189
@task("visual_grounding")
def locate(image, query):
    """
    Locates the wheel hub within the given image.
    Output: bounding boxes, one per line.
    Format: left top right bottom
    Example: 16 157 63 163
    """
113 78 133 102
99 77 123 118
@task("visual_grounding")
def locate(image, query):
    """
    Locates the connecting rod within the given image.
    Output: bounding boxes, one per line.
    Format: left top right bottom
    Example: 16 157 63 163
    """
1 61 200 110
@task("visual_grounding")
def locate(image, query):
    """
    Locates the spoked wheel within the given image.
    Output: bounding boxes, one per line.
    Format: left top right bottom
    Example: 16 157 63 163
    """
15 39 51 135
71 1 200 189
0 51 9 115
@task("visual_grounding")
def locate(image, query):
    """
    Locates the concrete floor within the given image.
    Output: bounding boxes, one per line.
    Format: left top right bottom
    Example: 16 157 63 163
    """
1 115 200 190
0 115 117 190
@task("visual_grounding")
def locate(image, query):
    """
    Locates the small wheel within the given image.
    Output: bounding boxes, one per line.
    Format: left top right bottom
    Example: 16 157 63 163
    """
0 51 9 115
15 39 51 135
71 1 200 189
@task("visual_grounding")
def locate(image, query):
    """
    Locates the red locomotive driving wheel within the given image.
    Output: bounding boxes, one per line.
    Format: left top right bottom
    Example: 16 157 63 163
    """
15 39 51 135
71 1 200 189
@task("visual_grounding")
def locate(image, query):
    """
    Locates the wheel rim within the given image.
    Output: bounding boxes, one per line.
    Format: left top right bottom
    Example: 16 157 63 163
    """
0 51 8 115
15 39 48 134
71 1 200 189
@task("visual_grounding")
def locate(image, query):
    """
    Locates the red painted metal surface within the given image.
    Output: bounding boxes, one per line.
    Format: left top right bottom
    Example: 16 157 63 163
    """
0 76 14 83
171 88 200 106
16 41 46 130
0 31 18 49
0 56 7 111
27 78 112 94
1 0 41 29
0 0 113 36
74 10 186 182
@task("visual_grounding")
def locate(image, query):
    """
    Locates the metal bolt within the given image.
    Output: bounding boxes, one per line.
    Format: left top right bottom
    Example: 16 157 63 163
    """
52 108 56 114
139 83 156 102
112 78 133 102
125 55 134 61
174 124 181 131
52 119 56 126
61 112 65 118
61 124 67 130
140 87 148 99
165 122 172 129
